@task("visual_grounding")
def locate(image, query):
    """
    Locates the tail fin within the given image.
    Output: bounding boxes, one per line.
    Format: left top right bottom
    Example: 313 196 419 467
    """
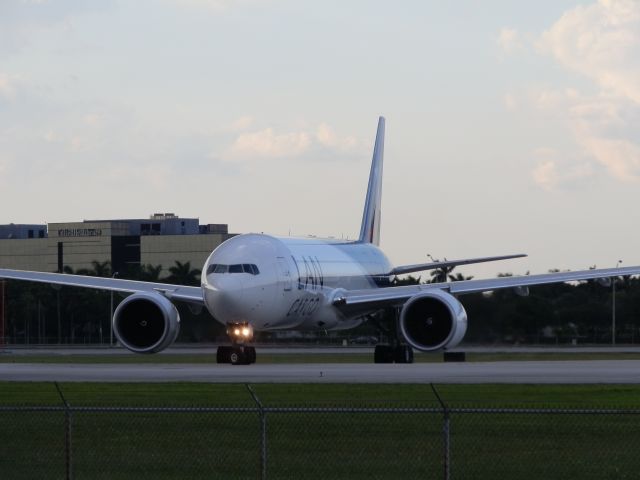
358 116 385 245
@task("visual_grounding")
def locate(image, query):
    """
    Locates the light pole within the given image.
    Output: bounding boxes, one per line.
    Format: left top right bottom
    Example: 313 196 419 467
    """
110 272 119 347
612 260 622 345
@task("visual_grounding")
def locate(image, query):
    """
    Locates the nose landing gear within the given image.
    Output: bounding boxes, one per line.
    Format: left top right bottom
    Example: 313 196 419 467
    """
217 345 257 365
217 322 257 365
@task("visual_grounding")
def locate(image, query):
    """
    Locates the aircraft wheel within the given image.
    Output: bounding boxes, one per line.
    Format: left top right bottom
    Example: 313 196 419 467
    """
230 347 252 365
217 346 231 364
394 345 414 364
218 346 256 364
230 349 243 365
374 345 394 363
245 346 257 364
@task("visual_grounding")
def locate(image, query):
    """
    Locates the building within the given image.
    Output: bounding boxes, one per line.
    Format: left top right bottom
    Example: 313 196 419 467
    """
0 224 47 240
0 214 235 277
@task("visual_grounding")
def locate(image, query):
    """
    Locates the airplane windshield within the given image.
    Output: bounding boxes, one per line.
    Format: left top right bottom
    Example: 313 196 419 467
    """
207 263 260 275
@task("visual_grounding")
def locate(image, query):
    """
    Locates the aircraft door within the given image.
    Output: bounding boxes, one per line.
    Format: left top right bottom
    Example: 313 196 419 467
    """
276 257 292 292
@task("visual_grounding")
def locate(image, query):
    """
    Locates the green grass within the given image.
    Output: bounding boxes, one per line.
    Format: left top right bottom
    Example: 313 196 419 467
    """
4 382 640 408
3 351 640 364
3 383 640 479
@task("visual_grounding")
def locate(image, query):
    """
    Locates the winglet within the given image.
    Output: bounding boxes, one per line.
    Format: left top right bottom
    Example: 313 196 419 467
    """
358 116 385 245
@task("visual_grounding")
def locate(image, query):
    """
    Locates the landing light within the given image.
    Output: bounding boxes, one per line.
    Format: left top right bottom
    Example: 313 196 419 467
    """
227 322 254 343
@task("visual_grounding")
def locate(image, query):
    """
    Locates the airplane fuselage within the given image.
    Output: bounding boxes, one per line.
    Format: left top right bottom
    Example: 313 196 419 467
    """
202 234 393 332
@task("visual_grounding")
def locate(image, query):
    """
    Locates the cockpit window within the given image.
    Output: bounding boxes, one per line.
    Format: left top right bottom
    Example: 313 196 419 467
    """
243 264 260 275
207 263 259 275
206 264 228 275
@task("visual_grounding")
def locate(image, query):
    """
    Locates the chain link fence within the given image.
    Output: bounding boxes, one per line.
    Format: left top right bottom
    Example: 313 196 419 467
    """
2 387 640 479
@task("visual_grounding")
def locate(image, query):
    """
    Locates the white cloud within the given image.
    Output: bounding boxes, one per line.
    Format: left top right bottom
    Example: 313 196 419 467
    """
229 128 312 158
83 113 102 126
498 28 523 54
538 0 640 103
534 88 577 111
229 115 254 132
529 87 640 182
578 135 640 182
531 147 594 190
226 123 363 160
503 93 518 111
514 1 640 184
0 73 19 99
315 123 358 151
532 158 558 190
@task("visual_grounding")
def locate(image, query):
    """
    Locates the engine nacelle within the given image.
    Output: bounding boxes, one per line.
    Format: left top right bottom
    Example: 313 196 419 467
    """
113 292 180 354
399 290 467 352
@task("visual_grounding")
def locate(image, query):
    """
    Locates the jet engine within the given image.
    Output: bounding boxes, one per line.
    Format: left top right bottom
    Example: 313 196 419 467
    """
399 290 467 352
113 292 180 353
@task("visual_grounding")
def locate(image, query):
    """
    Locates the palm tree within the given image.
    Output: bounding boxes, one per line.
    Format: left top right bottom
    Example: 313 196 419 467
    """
448 272 473 282
164 261 201 286
392 275 421 286
429 265 455 283
141 264 163 282
126 264 163 282
90 261 112 277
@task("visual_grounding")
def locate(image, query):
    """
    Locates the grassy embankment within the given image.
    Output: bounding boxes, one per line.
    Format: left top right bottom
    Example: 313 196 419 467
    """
2 382 640 479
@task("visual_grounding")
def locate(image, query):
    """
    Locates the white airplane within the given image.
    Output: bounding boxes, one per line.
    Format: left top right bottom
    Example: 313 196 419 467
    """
2 117 639 364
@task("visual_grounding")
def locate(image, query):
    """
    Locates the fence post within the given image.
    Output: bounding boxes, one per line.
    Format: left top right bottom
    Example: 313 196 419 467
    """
246 384 267 480
431 384 450 480
54 382 73 480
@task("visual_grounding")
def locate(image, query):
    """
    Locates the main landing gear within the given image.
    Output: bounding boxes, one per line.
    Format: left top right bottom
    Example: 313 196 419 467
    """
372 307 415 364
217 322 257 365
373 344 414 364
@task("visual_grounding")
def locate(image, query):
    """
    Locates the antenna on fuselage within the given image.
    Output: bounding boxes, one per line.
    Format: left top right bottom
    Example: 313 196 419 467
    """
358 116 385 246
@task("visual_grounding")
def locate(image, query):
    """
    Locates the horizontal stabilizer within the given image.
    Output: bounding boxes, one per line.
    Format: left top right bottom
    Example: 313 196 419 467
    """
389 254 527 276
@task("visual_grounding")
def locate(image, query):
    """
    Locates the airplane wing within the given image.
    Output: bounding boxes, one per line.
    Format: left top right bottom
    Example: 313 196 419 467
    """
0 269 204 304
335 265 640 314
389 254 527 276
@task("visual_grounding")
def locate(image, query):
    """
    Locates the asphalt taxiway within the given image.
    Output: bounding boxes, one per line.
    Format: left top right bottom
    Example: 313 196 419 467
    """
2 360 640 383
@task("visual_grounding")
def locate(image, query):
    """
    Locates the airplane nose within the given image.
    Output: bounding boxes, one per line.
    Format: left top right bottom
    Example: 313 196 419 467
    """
208 275 245 321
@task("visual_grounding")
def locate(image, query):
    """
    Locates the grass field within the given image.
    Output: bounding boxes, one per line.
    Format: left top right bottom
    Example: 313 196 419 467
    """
4 382 640 408
3 350 640 364
2 382 640 479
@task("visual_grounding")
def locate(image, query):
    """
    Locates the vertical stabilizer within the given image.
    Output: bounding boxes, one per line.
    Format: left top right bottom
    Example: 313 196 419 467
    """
358 116 385 245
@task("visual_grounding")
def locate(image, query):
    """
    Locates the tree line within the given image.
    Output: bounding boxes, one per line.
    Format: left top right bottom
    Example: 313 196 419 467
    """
391 267 640 344
0 261 220 345
2 262 640 345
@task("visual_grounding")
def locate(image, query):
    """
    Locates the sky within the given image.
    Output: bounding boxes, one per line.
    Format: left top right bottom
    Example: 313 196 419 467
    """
1 0 639 279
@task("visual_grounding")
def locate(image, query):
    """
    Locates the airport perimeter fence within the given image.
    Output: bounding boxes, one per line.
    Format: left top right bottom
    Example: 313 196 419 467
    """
4 387 640 480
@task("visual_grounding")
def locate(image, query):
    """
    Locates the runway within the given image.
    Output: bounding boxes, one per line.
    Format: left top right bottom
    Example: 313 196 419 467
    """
6 345 640 356
3 360 640 383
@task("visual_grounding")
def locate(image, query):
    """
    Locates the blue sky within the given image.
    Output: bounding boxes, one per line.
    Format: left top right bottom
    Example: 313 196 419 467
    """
1 0 639 278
